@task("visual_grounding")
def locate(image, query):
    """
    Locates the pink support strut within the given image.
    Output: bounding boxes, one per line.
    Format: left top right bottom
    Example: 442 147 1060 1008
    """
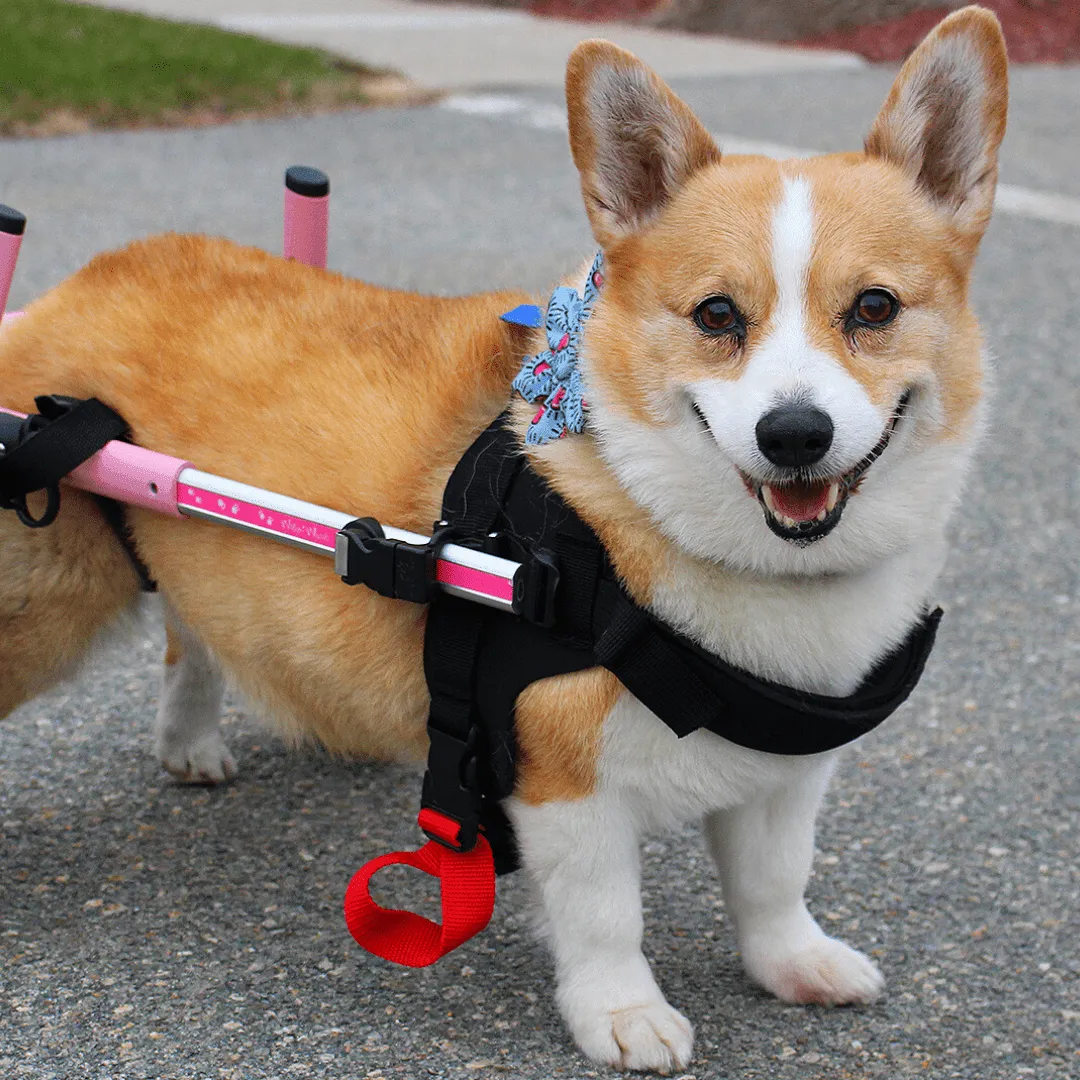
0 205 26 320
283 166 329 269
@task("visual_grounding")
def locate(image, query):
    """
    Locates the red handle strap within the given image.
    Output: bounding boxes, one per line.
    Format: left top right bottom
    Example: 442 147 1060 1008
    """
343 810 496 967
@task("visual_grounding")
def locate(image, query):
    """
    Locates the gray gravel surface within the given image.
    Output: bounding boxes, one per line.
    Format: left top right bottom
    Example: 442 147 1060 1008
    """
0 66 1077 1080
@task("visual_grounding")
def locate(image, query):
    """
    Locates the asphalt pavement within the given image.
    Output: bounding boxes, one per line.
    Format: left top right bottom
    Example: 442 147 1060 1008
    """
0 63 1078 1080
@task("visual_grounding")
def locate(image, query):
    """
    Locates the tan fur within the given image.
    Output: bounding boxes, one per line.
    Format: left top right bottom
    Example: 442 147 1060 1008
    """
0 236 533 762
514 667 621 804
576 146 991 446
0 486 140 717
163 619 183 667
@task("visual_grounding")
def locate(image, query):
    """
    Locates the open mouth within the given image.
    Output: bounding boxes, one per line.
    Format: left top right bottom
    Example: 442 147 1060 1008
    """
740 391 910 544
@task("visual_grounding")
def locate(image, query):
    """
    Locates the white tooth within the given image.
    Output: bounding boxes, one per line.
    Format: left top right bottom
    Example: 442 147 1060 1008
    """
826 482 840 512
761 485 777 513
784 516 797 529
816 509 827 522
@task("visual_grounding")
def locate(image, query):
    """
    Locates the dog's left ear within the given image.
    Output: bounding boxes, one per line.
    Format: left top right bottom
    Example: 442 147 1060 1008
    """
865 5 1008 237
566 40 721 248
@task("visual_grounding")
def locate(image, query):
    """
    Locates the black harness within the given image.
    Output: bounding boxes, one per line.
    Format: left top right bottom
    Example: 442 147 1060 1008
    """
2 402 941 878
386 414 941 874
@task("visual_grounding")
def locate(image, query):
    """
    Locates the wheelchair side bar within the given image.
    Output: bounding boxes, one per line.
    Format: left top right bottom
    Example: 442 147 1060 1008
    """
175 469 517 609
283 166 329 269
0 405 518 612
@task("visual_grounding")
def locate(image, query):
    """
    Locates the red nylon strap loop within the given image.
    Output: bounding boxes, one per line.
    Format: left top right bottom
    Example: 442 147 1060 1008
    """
343 814 495 968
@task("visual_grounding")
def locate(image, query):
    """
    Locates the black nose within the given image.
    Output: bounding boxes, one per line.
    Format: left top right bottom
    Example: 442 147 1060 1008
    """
756 405 834 467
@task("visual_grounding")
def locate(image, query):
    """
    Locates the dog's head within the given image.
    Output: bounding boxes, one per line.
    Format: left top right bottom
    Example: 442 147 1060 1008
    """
564 6 1007 576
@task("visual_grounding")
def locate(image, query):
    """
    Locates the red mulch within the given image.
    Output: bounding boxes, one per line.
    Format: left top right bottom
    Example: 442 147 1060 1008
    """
800 1 1080 63
518 0 1077 62
529 0 661 19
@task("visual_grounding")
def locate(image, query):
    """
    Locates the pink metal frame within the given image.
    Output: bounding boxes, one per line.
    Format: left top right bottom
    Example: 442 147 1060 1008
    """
283 186 329 269
0 166 521 612
0 231 22 320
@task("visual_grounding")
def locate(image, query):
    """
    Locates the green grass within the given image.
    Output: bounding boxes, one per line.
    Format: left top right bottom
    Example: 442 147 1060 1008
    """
0 0 384 135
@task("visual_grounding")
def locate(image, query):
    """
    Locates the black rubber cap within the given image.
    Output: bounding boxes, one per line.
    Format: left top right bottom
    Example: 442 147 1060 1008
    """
0 204 27 236
285 166 329 198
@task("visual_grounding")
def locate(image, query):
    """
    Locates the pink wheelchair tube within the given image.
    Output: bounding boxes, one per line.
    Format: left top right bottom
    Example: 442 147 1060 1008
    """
0 205 26 320
283 166 329 269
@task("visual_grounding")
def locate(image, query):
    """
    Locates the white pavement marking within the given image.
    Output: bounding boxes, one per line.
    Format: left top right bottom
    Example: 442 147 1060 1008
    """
440 94 1080 229
218 12 521 31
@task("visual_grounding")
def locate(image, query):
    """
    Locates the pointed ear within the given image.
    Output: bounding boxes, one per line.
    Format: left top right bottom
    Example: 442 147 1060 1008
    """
565 40 721 248
865 6 1008 235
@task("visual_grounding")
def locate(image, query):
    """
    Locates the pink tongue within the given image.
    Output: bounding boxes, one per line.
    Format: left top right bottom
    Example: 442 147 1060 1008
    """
769 481 830 521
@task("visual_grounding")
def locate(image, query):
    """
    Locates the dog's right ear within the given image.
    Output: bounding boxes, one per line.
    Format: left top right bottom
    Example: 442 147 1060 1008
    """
566 40 721 248
864 6 1008 237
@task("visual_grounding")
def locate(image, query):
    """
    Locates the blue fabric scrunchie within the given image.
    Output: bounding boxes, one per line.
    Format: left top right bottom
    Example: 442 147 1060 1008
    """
512 252 604 445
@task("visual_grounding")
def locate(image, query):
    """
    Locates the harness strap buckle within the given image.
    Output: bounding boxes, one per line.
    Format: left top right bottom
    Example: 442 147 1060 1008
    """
513 547 560 627
335 517 450 604
420 721 484 853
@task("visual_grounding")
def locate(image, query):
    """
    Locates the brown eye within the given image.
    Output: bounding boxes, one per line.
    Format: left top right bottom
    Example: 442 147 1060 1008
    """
851 288 899 328
693 295 744 338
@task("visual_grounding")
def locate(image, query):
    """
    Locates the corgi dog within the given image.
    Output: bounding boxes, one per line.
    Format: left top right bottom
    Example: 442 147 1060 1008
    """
0 7 1007 1073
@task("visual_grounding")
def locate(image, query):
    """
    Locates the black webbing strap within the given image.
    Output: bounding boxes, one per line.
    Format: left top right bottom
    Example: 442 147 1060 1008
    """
596 595 943 755
0 395 157 590
419 417 529 867
0 396 128 524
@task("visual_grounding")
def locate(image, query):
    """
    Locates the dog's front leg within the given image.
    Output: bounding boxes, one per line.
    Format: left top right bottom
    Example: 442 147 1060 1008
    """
704 755 883 1006
509 794 694 1074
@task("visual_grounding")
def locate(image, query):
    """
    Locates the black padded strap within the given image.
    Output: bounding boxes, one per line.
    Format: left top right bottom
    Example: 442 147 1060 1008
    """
440 417 523 536
419 413 529 868
597 594 943 755
0 397 128 502
0 396 157 590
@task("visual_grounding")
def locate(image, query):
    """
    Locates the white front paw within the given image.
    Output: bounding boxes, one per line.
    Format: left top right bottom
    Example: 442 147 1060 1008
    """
158 731 237 785
745 935 884 1006
569 999 694 1074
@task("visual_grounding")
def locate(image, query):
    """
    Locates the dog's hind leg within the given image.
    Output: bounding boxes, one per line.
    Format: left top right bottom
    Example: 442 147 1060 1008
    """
0 488 143 720
154 605 234 784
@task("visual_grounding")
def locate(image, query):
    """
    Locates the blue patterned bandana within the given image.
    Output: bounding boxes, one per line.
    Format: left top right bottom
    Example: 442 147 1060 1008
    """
508 252 604 445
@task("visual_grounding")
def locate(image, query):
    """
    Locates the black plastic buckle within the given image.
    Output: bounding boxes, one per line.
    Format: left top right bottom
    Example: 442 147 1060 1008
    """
420 720 484 853
513 548 560 627
335 517 448 604
4 485 61 529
